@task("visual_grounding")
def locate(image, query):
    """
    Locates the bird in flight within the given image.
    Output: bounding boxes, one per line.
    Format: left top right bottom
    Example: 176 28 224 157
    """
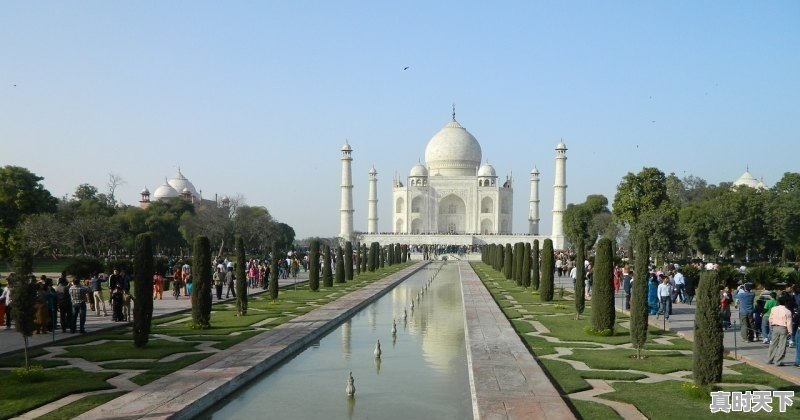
403 66 410 70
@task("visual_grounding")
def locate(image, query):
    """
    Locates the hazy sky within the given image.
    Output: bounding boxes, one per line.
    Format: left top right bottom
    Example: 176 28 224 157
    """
2 1 798 239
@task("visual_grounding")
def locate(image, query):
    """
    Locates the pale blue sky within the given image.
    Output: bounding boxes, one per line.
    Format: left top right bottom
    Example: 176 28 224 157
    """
2 1 798 238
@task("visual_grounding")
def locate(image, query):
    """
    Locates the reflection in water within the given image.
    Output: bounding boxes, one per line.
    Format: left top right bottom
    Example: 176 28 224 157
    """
207 262 472 420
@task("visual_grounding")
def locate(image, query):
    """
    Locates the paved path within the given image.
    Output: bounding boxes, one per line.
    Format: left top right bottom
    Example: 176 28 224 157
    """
76 263 426 420
460 262 574 420
0 272 311 357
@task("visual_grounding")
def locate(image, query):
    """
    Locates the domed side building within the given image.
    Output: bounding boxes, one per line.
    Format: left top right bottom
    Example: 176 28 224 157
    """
391 113 513 234
733 167 767 190
139 168 230 209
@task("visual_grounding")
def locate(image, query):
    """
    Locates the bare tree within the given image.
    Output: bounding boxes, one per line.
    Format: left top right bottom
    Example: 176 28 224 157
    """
107 173 126 206
16 213 72 258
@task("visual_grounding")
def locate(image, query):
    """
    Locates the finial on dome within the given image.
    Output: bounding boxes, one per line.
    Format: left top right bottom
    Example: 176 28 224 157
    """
452 104 456 121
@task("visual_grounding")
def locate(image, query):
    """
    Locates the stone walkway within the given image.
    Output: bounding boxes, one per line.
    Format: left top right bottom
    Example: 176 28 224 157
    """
460 262 574 420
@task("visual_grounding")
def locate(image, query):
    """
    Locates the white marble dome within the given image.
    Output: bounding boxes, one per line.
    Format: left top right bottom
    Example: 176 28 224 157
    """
477 162 496 177
410 162 428 177
168 168 199 199
733 169 763 189
424 117 482 176
153 180 179 200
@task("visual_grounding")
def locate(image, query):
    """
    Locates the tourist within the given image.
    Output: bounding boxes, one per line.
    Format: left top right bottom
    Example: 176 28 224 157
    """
647 276 659 315
153 272 164 300
173 265 183 296
34 282 51 334
585 263 593 297
109 269 122 291
766 295 793 366
737 283 756 342
110 285 125 322
44 278 57 332
673 269 685 303
720 287 733 329
622 269 632 310
91 272 109 317
780 284 798 347
181 261 192 296
213 267 224 300
55 276 72 332
1 280 12 329
69 276 88 333
247 258 257 288
225 267 236 298
613 265 622 293
657 274 673 320
761 292 777 344
684 272 696 305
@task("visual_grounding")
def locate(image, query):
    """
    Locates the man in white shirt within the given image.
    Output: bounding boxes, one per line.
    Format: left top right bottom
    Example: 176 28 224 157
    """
673 270 685 303
657 275 673 320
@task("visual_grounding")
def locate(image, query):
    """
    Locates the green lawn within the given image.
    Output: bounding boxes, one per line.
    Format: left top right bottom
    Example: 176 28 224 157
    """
61 339 201 362
35 391 126 420
569 398 623 419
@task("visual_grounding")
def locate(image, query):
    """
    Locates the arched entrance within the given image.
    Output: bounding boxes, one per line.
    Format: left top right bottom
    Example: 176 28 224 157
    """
438 194 466 234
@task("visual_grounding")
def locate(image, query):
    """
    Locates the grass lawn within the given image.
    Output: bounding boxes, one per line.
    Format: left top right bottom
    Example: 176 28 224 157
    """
562 348 693 374
35 391 126 420
0 348 68 368
0 368 116 419
569 398 623 419
61 339 200 362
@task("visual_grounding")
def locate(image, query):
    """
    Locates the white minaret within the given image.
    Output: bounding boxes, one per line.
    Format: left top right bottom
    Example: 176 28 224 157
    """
529 166 540 235
552 140 567 249
340 141 354 240
367 166 378 234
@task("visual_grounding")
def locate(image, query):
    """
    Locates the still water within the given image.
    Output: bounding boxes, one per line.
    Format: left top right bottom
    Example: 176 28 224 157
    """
206 262 472 420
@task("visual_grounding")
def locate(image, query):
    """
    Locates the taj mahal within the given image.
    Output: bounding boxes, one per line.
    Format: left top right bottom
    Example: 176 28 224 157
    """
340 109 569 249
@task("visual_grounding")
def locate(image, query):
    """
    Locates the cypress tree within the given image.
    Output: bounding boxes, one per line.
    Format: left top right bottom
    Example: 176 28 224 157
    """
191 236 212 329
344 241 354 280
401 244 408 262
531 240 540 290
354 242 361 275
630 232 650 358
360 244 368 273
309 240 320 291
591 238 616 332
516 243 525 286
694 270 724 386
512 243 520 284
523 242 532 288
235 236 247 314
539 239 554 301
335 245 345 283
395 243 402 263
133 233 154 347
574 240 586 318
380 246 385 268
10 247 36 367
269 244 279 300
497 245 504 272
323 244 333 287
367 243 375 272
388 243 394 265
503 244 513 280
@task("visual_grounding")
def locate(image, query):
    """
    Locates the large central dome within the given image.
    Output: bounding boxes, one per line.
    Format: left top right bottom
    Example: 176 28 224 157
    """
424 116 482 176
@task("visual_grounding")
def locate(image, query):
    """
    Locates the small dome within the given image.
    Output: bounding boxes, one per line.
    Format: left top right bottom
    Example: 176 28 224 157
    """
153 180 179 200
556 140 567 150
341 141 352 151
369 166 377 175
167 168 199 199
530 166 539 175
424 116 482 176
410 163 428 177
733 169 760 188
478 163 496 177
181 187 191 194
141 187 150 194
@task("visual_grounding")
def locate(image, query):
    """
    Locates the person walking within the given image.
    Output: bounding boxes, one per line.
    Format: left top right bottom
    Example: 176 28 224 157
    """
622 269 633 310
766 295 793 366
736 283 756 342
1 281 13 329
213 267 224 300
153 272 163 300
68 276 88 333
657 274 673 320
720 287 733 329
90 273 109 317
225 267 236 298
673 269 685 303
761 292 778 344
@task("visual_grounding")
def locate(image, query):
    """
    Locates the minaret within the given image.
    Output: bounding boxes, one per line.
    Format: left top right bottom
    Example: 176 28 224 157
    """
552 140 568 249
529 166 540 235
368 166 378 234
340 141 354 240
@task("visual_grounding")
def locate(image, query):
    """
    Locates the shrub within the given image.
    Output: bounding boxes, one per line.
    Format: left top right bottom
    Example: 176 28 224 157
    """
344 241 354 280
532 240 540 290
503 244 513 280
335 246 345 284
269 244 279 300
104 258 134 276
522 242 531 288
11 365 45 383
235 236 248 314
322 245 333 287
65 256 104 279
574 240 586 316
630 231 649 358
591 238 615 332
309 240 320 291
746 264 783 290
191 236 212 329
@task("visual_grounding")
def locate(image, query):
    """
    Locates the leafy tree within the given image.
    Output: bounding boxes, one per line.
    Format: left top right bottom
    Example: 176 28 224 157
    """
564 195 611 248
309 240 320 291
630 232 650 358
133 233 154 347
531 240 540 290
191 236 212 329
574 239 586 318
613 167 673 226
503 244 513 280
539 239 554 301
235 236 248 314
335 246 345 283
591 238 615 332
14 213 71 257
708 187 768 259
522 242 531 288
0 166 58 257
145 200 193 253
344 241 354 280
694 271 723 386
679 201 715 257
323 244 333 287
10 247 36 367
269 243 279 300
767 172 800 261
